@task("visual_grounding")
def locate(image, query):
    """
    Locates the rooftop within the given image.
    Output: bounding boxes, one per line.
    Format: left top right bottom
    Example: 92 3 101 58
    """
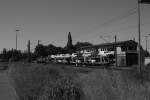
78 40 138 50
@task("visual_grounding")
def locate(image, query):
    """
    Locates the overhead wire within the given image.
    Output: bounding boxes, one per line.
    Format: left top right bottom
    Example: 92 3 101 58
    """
87 7 137 33
104 21 150 35
98 21 150 43
81 7 138 43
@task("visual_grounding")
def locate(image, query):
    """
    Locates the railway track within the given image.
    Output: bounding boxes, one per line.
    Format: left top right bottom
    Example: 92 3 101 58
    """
37 61 149 72
50 62 140 72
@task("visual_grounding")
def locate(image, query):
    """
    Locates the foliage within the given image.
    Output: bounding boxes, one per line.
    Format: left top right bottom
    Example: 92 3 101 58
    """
0 33 94 61
9 62 150 100
34 44 66 58
46 45 65 55
0 48 8 60
8 63 82 100
34 44 47 57
0 48 22 61
74 42 93 50
66 32 73 50
64 32 75 54
39 77 81 100
33 33 94 57
45 44 57 55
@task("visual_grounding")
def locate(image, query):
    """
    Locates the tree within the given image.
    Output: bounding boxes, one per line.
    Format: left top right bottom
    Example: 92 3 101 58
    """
55 47 65 54
74 42 93 50
65 32 73 53
0 48 23 61
46 44 62 55
1 48 8 60
34 44 47 57
2 48 7 55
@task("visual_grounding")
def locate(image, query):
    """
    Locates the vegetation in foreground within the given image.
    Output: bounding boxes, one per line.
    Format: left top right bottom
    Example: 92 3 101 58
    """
8 62 150 100
8 62 83 100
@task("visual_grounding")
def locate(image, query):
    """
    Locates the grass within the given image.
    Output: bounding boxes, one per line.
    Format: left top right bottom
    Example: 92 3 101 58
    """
77 68 150 100
0 62 9 70
8 62 83 100
8 62 150 100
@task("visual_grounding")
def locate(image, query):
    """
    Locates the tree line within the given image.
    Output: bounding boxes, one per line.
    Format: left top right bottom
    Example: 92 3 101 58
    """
1 32 149 62
0 32 93 61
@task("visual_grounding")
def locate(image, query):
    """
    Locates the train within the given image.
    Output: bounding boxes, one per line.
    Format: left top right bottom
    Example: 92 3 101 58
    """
49 52 114 66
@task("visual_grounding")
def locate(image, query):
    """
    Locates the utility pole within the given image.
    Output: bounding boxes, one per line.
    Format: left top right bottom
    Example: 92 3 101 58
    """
133 37 135 41
114 35 117 67
145 36 148 52
38 40 40 45
28 40 31 62
137 0 141 72
38 40 41 45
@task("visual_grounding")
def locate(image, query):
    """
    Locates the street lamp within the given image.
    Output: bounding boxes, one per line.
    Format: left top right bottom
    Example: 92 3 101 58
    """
16 29 20 50
15 25 23 50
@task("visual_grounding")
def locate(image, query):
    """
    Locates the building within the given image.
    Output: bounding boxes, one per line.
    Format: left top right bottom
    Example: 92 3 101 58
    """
77 40 140 66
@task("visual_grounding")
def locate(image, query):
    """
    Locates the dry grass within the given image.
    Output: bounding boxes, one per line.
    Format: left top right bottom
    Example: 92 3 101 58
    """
8 62 82 100
0 62 9 70
8 62 150 100
77 68 150 100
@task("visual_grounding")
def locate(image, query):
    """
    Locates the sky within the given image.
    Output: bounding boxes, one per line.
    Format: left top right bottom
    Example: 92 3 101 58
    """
0 0 150 52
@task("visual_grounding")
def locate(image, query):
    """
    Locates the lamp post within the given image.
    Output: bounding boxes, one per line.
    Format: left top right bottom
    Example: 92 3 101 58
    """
15 25 22 50
16 29 20 50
